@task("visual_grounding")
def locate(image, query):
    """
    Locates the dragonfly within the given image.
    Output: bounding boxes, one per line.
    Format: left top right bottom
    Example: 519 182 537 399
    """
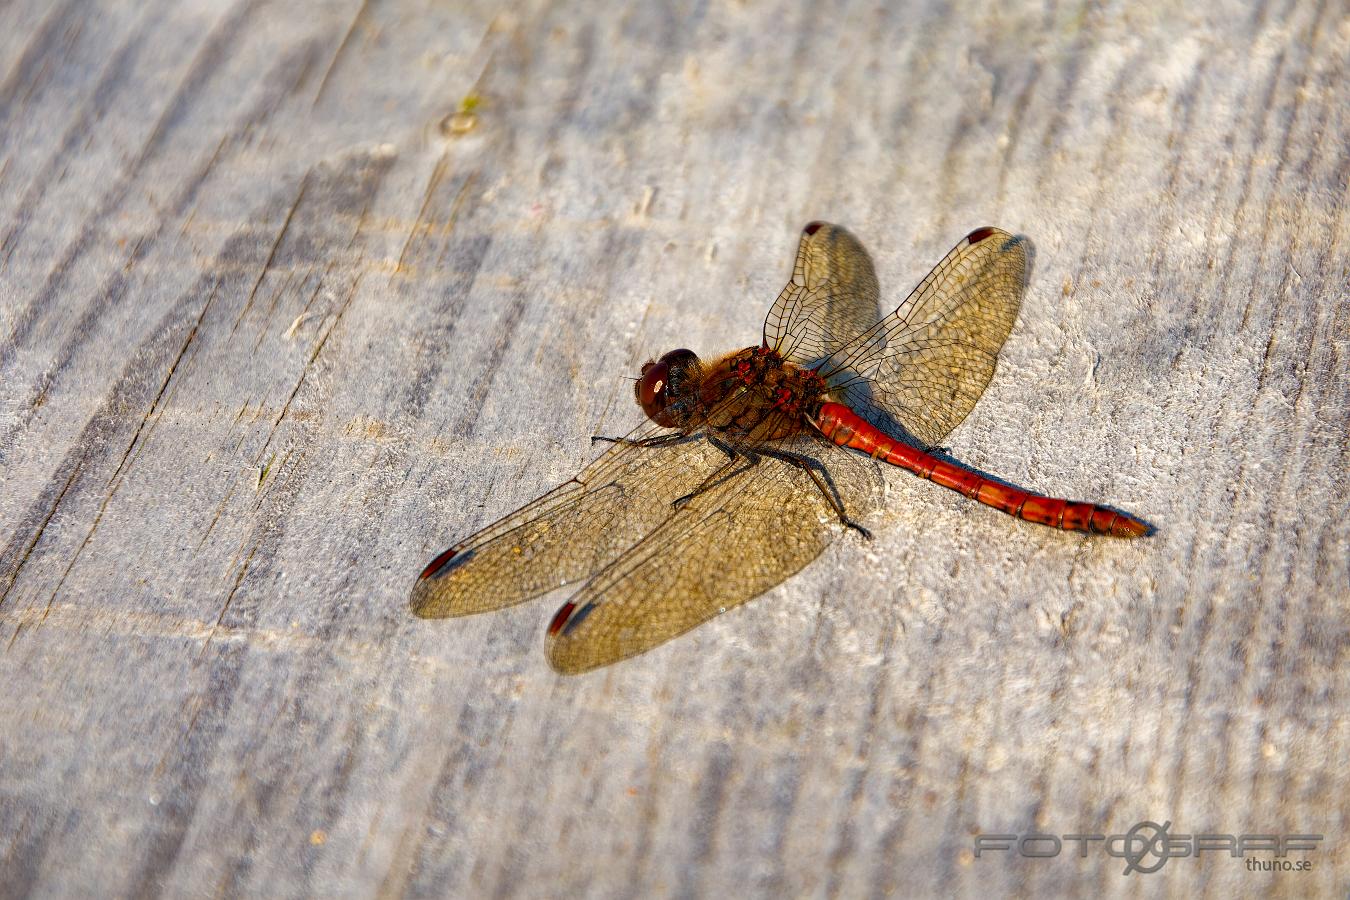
411 223 1150 673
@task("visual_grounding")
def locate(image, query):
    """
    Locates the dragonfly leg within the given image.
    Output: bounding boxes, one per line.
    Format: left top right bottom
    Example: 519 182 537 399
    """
755 447 873 540
671 449 754 510
705 434 740 461
591 432 687 449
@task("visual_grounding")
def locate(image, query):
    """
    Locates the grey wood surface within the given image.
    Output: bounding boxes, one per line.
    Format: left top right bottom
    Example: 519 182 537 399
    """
1 0 1346 897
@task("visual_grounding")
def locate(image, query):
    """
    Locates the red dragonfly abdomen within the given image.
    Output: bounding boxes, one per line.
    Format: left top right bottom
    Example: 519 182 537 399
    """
813 403 1148 537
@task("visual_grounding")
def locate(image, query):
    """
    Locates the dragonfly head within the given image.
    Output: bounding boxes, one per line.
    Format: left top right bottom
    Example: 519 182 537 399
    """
637 348 703 428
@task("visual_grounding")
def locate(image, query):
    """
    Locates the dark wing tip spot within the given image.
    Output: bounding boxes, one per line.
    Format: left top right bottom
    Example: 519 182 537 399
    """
965 226 997 245
419 546 475 580
803 221 825 235
548 601 577 636
419 546 459 579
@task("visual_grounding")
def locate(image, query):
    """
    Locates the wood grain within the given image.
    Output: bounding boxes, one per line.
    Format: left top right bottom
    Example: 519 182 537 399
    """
0 0 1345 897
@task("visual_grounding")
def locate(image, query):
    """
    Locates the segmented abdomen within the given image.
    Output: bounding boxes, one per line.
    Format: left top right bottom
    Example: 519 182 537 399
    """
813 403 1148 537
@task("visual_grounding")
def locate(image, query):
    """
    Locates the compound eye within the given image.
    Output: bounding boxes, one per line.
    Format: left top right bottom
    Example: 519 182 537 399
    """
635 349 700 427
637 360 671 418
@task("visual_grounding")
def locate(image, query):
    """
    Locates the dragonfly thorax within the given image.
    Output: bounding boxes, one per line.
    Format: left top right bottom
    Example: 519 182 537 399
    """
657 345 828 441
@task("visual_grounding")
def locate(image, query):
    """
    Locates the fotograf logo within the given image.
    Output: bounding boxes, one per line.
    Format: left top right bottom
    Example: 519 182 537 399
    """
972 822 1322 876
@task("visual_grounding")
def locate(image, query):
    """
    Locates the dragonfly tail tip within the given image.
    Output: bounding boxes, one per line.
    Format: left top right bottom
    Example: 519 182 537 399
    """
1112 514 1153 538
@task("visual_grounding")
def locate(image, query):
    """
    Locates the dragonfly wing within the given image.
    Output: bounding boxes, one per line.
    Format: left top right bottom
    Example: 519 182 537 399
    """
545 432 883 674
820 227 1029 449
762 222 883 368
410 418 732 617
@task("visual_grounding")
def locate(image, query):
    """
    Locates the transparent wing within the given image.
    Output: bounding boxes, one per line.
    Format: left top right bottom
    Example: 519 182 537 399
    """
762 222 883 367
818 227 1029 449
409 416 732 618
546 430 882 674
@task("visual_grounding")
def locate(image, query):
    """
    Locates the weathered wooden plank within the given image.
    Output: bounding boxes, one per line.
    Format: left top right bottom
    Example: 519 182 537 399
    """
0 0 1345 897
